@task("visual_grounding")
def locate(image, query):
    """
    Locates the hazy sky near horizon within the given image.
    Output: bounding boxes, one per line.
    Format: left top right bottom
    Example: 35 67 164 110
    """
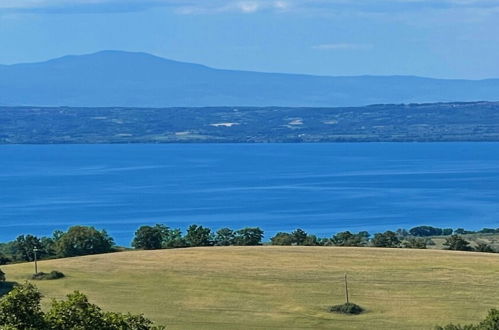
0 0 498 79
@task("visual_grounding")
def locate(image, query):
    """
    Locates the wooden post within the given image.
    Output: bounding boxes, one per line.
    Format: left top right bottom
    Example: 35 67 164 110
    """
33 248 39 274
344 273 349 304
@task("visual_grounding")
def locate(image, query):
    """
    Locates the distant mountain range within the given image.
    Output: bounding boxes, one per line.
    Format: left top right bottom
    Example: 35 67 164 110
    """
1 50 498 107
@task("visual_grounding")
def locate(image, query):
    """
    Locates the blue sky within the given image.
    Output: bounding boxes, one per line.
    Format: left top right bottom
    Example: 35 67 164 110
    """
0 0 498 79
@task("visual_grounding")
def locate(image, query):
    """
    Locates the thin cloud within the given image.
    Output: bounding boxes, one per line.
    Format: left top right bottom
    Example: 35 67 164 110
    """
313 43 373 50
1 0 498 14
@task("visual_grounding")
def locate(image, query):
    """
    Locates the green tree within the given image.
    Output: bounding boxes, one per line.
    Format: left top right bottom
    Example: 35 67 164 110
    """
270 232 294 245
0 283 46 329
291 229 308 245
56 226 114 257
0 269 5 283
0 253 10 266
443 235 472 251
331 231 367 247
442 228 453 236
162 228 187 248
302 235 319 246
234 228 264 246
11 235 43 262
132 225 165 250
474 242 495 253
372 231 401 248
185 225 213 247
403 238 427 249
214 228 236 246
409 226 443 237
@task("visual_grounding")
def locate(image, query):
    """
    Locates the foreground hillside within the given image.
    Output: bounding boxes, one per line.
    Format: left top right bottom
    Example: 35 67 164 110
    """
2 247 499 329
2 102 499 143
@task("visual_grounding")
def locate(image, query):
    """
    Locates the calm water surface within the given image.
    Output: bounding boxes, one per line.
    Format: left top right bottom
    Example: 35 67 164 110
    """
1 143 498 246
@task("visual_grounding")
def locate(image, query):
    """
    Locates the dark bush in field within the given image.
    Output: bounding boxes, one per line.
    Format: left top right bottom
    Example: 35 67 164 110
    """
330 303 364 315
31 271 65 281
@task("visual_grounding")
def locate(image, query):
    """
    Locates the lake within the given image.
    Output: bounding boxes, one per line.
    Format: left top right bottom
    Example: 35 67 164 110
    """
1 143 498 246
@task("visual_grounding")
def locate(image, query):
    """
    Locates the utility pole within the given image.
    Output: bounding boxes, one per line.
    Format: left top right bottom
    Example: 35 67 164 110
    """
344 273 349 304
33 247 39 274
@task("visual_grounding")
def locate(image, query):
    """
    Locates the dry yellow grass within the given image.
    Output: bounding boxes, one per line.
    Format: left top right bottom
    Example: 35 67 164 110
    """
2 246 499 329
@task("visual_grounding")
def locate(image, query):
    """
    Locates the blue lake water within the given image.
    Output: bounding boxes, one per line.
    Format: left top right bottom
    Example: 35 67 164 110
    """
1 143 499 246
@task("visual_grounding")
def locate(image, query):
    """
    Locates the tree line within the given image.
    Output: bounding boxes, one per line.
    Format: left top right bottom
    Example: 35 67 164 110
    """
0 224 497 266
132 225 264 250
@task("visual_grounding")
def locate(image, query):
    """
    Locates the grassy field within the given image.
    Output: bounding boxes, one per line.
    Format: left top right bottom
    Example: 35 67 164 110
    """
2 247 499 329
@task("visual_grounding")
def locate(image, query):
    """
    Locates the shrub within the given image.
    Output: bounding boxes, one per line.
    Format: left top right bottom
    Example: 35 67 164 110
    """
132 225 165 250
332 231 368 247
474 243 495 253
302 234 319 246
214 228 236 246
185 225 213 247
270 232 295 245
0 283 164 329
234 228 264 246
443 235 472 251
403 238 427 249
435 308 499 330
0 253 10 265
0 269 5 283
0 283 46 329
291 229 308 245
372 231 401 248
409 226 443 237
330 303 364 315
31 271 65 281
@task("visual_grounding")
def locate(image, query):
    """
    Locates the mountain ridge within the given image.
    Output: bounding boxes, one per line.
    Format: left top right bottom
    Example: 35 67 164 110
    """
1 50 498 107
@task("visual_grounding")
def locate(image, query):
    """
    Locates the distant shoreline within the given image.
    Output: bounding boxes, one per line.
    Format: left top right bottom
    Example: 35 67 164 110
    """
2 102 499 144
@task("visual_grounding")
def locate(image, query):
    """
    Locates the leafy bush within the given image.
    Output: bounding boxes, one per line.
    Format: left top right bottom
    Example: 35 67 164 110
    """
474 243 495 253
409 226 444 237
403 238 427 249
302 234 319 246
443 235 472 251
435 308 499 330
331 231 369 247
0 283 164 329
330 303 364 315
0 253 10 266
270 232 295 245
0 269 4 283
372 231 401 248
31 271 65 281
214 228 236 246
185 225 213 247
234 228 264 246
132 225 165 250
